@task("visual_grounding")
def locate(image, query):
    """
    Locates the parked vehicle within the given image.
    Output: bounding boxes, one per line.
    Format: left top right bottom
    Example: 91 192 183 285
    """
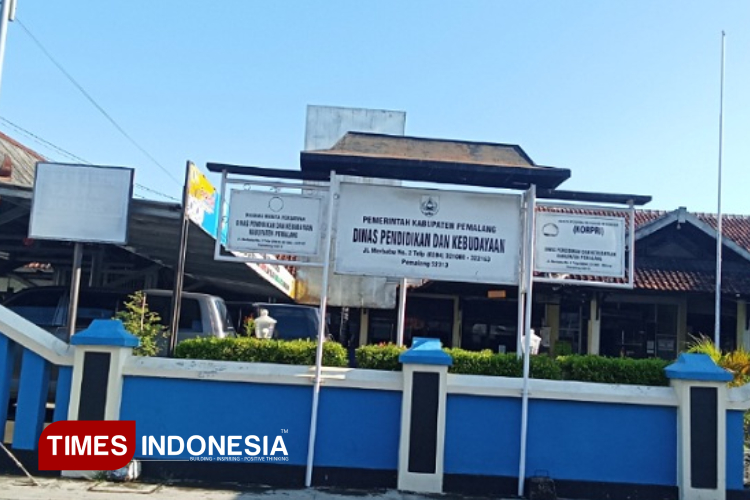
2 286 236 343
3 286 235 404
226 301 329 341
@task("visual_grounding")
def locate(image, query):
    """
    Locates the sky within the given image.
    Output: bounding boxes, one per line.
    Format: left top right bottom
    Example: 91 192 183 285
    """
1 1 749 214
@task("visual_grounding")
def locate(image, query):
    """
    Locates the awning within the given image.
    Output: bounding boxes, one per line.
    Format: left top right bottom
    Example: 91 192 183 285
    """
0 184 292 300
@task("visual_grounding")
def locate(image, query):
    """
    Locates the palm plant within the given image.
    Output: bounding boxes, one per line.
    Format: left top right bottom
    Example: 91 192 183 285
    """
687 334 750 387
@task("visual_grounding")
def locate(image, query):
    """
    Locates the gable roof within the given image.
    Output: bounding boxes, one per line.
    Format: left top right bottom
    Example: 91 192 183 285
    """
636 207 750 263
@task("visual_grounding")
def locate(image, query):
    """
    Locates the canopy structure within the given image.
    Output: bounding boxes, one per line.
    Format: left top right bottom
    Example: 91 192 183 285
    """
0 184 291 300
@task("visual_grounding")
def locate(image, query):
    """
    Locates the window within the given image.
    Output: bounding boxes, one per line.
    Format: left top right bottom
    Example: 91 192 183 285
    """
5 289 64 328
265 306 317 340
145 295 202 331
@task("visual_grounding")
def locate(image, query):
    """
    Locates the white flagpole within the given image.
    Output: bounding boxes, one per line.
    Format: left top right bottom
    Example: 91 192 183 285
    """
714 31 726 349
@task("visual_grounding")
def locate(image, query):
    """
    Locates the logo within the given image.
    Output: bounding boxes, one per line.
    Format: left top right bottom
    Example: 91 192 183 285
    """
141 434 289 462
420 195 439 217
542 223 559 237
268 196 284 213
39 421 136 471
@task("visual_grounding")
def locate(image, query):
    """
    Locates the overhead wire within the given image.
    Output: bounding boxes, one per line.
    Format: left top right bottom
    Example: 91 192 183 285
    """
0 116 90 164
0 116 180 202
14 17 183 187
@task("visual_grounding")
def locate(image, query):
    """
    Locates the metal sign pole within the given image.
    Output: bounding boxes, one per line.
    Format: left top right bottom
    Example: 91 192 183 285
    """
305 170 338 488
168 161 192 357
628 200 635 288
516 190 529 358
66 242 83 341
517 183 536 498
396 278 408 346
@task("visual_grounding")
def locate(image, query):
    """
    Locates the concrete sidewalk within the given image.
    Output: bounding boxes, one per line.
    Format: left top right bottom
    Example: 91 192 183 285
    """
0 476 507 500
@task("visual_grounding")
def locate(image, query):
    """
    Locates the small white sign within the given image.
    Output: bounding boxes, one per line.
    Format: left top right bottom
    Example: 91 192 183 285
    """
226 190 322 255
534 212 626 278
29 163 133 244
335 183 522 285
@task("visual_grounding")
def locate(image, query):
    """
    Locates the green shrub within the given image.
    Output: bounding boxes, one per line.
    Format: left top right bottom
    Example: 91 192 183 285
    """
530 354 564 380
553 340 573 357
445 348 562 380
557 355 669 386
354 344 668 385
355 343 406 371
174 337 348 367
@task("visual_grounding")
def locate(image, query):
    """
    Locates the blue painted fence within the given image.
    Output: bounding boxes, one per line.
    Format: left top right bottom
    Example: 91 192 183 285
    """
1 307 748 498
0 309 73 451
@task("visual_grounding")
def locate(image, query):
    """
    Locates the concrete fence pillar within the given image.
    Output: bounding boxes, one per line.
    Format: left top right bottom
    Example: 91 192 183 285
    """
63 320 138 478
397 337 452 494
67 319 138 422
587 295 600 355
666 353 732 500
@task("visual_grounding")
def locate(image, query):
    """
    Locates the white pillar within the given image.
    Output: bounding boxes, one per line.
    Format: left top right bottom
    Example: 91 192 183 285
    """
587 295 600 355
65 319 138 479
397 337 452 494
666 353 732 500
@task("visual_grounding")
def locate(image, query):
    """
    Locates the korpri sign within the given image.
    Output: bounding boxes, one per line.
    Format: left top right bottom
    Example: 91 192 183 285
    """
226 190 322 255
335 183 522 284
534 212 626 278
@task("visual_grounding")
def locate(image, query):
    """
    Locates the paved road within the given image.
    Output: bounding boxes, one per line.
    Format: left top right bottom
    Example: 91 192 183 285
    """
0 476 506 500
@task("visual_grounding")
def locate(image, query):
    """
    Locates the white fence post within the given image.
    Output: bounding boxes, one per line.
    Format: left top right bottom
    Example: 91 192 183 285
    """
397 337 452 494
666 353 732 500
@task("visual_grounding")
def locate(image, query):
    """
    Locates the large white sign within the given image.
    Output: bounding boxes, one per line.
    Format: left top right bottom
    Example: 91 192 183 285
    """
335 183 522 284
534 212 626 278
226 190 322 255
29 163 133 244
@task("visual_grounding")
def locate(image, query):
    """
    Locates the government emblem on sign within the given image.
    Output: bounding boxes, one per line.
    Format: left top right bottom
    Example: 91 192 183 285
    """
420 195 439 217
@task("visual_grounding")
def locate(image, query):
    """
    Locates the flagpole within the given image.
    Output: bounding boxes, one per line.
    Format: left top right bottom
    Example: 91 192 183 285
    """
714 31 726 349
0 0 17 97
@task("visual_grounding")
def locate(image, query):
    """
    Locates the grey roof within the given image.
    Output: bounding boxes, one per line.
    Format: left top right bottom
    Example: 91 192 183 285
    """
0 131 44 188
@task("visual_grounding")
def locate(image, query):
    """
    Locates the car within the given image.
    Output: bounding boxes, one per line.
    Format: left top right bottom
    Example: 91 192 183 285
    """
2 287 236 343
226 302 329 341
3 286 236 404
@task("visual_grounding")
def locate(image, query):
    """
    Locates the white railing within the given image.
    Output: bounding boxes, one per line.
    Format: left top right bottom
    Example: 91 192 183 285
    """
0 305 73 365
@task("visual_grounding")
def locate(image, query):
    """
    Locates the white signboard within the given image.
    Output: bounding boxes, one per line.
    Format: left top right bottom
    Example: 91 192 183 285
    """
534 212 626 278
29 163 133 244
226 190 322 255
335 183 522 284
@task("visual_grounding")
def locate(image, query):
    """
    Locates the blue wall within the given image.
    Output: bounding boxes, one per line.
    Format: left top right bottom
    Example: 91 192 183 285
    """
121 378 402 471
314 387 401 470
121 376 312 464
445 394 677 487
727 410 744 491
527 400 676 486
444 395 521 476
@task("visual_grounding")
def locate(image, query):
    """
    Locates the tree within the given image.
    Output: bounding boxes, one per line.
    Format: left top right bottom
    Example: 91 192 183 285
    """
113 291 167 356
